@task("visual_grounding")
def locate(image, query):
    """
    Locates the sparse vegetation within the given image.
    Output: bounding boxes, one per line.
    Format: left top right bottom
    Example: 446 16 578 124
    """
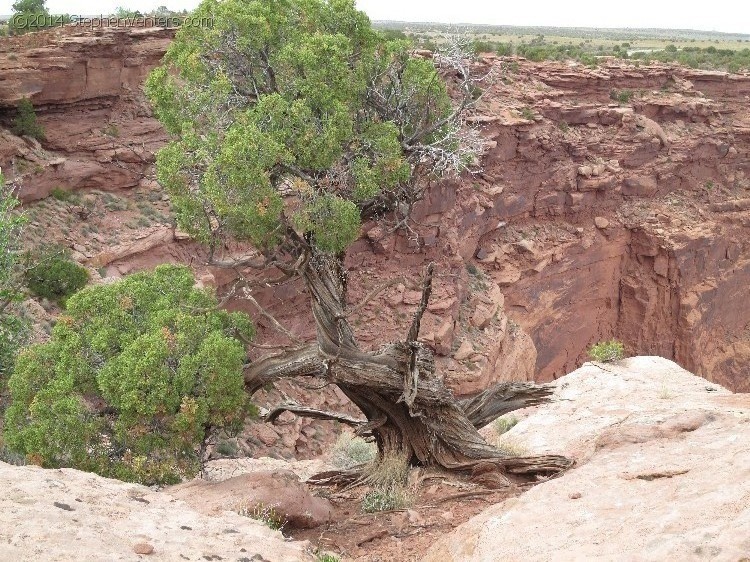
239 502 286 531
49 187 78 203
361 486 412 513
362 453 413 513
215 439 239 457
331 432 377 468
103 123 120 138
494 415 519 435
495 437 530 457
520 107 536 120
610 89 634 105
659 384 674 399
588 339 625 362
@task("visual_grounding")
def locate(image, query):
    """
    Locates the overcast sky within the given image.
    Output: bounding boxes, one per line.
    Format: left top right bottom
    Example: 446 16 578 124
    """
1 0 748 34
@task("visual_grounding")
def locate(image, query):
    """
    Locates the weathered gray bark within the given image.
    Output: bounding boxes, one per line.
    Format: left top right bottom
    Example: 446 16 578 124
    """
244 254 572 479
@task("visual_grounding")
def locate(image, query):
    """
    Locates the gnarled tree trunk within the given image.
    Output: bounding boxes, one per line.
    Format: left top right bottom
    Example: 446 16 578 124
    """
245 253 572 480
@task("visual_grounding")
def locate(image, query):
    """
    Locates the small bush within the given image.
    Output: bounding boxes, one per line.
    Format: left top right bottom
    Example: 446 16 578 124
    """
588 339 625 362
520 107 536 120
494 415 518 436
316 554 341 562
239 502 286 531
331 432 376 468
49 187 78 203
24 248 89 304
215 439 238 457
495 437 529 457
4 265 253 485
12 98 45 141
103 123 120 137
361 486 411 513
610 89 633 105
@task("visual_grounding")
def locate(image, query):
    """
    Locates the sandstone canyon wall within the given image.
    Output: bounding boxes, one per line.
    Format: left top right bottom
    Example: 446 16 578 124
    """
1 27 748 398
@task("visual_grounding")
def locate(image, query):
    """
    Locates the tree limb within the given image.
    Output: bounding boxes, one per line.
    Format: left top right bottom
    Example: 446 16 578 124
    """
459 382 556 429
263 403 365 427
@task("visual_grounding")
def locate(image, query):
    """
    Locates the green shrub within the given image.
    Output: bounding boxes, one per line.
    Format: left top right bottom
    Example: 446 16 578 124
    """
49 187 77 202
239 502 286 531
496 42 513 56
3 264 254 485
24 248 89 304
12 98 45 141
1 172 29 377
494 415 518 435
520 107 536 120
610 89 634 105
215 439 238 457
588 339 625 362
331 432 376 468
316 554 341 562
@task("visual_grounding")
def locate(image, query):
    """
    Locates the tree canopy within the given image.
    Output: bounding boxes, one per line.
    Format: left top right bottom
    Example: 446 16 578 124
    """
3 265 254 484
9 0 52 34
146 0 476 257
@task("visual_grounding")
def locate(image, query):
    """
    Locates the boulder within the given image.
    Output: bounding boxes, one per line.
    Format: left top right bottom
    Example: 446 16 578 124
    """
168 470 334 530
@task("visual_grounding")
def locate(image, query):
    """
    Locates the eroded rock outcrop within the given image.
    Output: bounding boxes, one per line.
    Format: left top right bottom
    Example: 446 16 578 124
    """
0 461 315 561
0 26 173 201
424 356 750 561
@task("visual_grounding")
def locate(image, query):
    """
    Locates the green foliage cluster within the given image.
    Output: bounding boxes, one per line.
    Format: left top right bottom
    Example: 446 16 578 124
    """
12 99 45 141
0 173 29 378
49 187 76 202
515 42 602 65
3 265 253 484
145 0 454 255
8 0 58 35
475 35 750 72
629 46 750 72
24 247 89 304
610 89 634 104
588 339 625 363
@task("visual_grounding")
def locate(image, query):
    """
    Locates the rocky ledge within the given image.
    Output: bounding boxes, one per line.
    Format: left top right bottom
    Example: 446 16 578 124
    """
0 460 315 561
424 356 750 561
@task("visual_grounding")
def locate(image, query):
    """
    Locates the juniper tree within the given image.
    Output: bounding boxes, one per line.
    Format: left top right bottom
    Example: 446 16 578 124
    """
3 265 254 484
146 0 570 480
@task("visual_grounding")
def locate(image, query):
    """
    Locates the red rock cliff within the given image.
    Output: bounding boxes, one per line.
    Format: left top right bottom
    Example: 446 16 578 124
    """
1 30 748 393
